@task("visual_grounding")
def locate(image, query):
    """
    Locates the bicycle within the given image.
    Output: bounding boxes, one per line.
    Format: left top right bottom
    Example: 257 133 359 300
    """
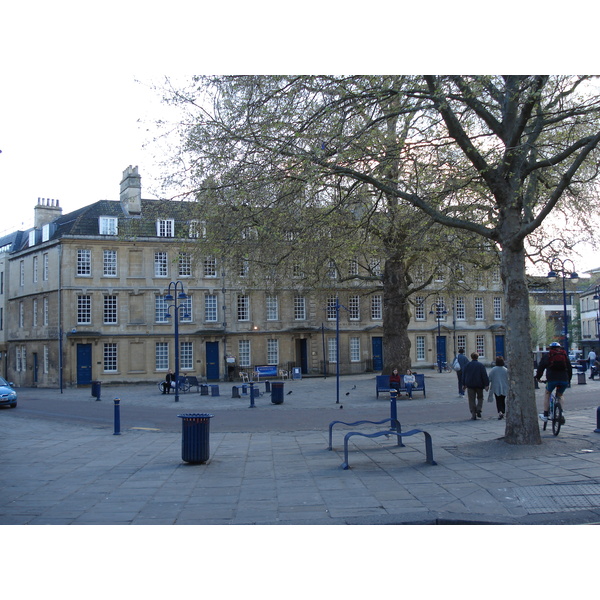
539 380 564 436
157 375 191 394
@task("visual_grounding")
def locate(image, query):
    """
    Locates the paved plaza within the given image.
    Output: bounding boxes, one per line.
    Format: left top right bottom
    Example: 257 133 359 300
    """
2 370 600 525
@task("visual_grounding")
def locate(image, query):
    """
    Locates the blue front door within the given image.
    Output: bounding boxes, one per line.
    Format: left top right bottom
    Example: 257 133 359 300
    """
436 336 447 367
77 344 92 385
206 341 219 381
495 335 505 359
372 337 383 371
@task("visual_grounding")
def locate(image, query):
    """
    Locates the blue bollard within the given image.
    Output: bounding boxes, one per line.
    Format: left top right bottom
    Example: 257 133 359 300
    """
249 382 255 408
113 397 121 435
390 390 398 431
595 407 600 434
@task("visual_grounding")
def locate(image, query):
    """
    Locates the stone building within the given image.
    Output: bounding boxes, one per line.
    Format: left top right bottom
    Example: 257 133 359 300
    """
4 166 511 388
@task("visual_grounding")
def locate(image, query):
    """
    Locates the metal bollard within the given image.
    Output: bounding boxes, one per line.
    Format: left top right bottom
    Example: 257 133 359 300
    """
232 385 240 398
595 407 600 434
249 381 255 408
390 389 398 431
113 397 121 435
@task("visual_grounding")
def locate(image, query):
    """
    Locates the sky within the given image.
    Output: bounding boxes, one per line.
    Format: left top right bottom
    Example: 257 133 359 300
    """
2 3 599 271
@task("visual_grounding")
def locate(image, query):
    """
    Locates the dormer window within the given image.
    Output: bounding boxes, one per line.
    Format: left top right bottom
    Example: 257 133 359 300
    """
157 219 174 237
99 216 118 235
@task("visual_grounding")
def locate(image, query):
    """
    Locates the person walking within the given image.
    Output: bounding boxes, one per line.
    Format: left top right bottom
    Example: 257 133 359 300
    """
587 348 597 373
454 348 470 396
488 356 509 420
462 352 490 420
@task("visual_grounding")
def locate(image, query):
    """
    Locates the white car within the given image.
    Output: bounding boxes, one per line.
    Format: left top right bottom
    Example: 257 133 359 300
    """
0 377 17 408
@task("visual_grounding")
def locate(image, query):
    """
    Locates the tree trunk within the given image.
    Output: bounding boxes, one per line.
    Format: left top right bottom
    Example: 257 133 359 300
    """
502 243 542 445
382 254 412 374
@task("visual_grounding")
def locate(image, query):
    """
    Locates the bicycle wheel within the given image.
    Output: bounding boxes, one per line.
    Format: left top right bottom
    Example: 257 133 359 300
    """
552 401 563 436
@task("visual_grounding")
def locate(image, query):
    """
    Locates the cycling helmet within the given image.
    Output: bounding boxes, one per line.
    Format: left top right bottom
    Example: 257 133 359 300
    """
550 342 561 347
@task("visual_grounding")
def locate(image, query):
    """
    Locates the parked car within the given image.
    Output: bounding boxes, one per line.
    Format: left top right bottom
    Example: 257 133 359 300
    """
0 377 17 408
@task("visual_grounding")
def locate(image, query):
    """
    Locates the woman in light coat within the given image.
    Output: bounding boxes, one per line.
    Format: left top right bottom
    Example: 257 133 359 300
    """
488 356 509 419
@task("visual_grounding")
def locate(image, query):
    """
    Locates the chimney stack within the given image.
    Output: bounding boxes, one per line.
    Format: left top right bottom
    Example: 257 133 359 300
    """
120 165 142 215
34 197 63 228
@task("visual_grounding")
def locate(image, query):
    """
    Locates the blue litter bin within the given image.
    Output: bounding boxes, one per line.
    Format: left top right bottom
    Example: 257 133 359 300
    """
91 381 101 400
178 413 214 464
271 382 284 404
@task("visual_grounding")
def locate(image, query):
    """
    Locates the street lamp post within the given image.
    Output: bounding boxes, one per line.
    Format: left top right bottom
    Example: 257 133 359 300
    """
165 281 189 403
547 258 578 352
593 284 600 353
430 300 448 373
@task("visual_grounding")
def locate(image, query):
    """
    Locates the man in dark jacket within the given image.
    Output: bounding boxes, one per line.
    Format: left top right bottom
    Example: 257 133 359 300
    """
462 352 490 420
535 342 572 423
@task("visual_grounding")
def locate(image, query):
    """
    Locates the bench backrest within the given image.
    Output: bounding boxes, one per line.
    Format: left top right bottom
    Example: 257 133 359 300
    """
376 375 390 389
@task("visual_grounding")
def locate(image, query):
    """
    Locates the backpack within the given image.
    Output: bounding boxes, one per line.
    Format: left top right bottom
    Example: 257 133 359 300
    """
548 347 568 370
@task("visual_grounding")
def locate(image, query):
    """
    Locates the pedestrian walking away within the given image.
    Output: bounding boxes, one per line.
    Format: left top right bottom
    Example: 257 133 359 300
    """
461 352 489 420
535 342 572 424
488 356 508 420
587 348 596 373
454 348 470 396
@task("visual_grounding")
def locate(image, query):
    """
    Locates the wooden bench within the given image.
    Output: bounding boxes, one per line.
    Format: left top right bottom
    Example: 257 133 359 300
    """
375 373 426 398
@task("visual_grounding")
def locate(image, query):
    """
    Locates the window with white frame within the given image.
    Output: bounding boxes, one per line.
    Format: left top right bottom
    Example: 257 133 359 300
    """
19 261 24 286
43 345 49 374
33 299 38 327
156 219 174 237
371 295 382 320
103 343 118 372
33 256 38 283
178 252 192 277
19 302 24 327
267 339 279 365
155 295 169 323
77 295 91 324
348 259 359 276
189 220 206 238
475 297 484 320
99 216 118 235
350 337 360 362
327 260 337 279
416 336 426 361
326 296 337 320
180 342 193 371
155 342 169 370
328 338 337 363
238 258 249 278
348 295 360 320
370 258 381 276
77 249 91 276
104 295 117 324
238 340 251 367
493 297 502 320
476 335 485 357
455 297 466 320
294 295 306 320
457 335 467 352
43 297 49 326
103 250 117 276
16 346 26 372
292 263 303 278
205 294 218 322
266 296 278 321
237 294 249 321
154 252 168 277
180 296 193 322
415 296 425 320
203 257 217 277
492 268 501 284
43 253 49 281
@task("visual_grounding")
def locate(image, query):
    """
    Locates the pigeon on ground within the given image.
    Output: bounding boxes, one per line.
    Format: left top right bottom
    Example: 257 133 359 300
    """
345 392 350 396
287 390 293 395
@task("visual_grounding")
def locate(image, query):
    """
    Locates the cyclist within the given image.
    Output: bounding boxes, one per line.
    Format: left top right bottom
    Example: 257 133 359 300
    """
535 342 572 423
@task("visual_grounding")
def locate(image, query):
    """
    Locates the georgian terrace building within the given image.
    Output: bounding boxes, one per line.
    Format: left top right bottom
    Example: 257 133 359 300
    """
3 166 512 388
